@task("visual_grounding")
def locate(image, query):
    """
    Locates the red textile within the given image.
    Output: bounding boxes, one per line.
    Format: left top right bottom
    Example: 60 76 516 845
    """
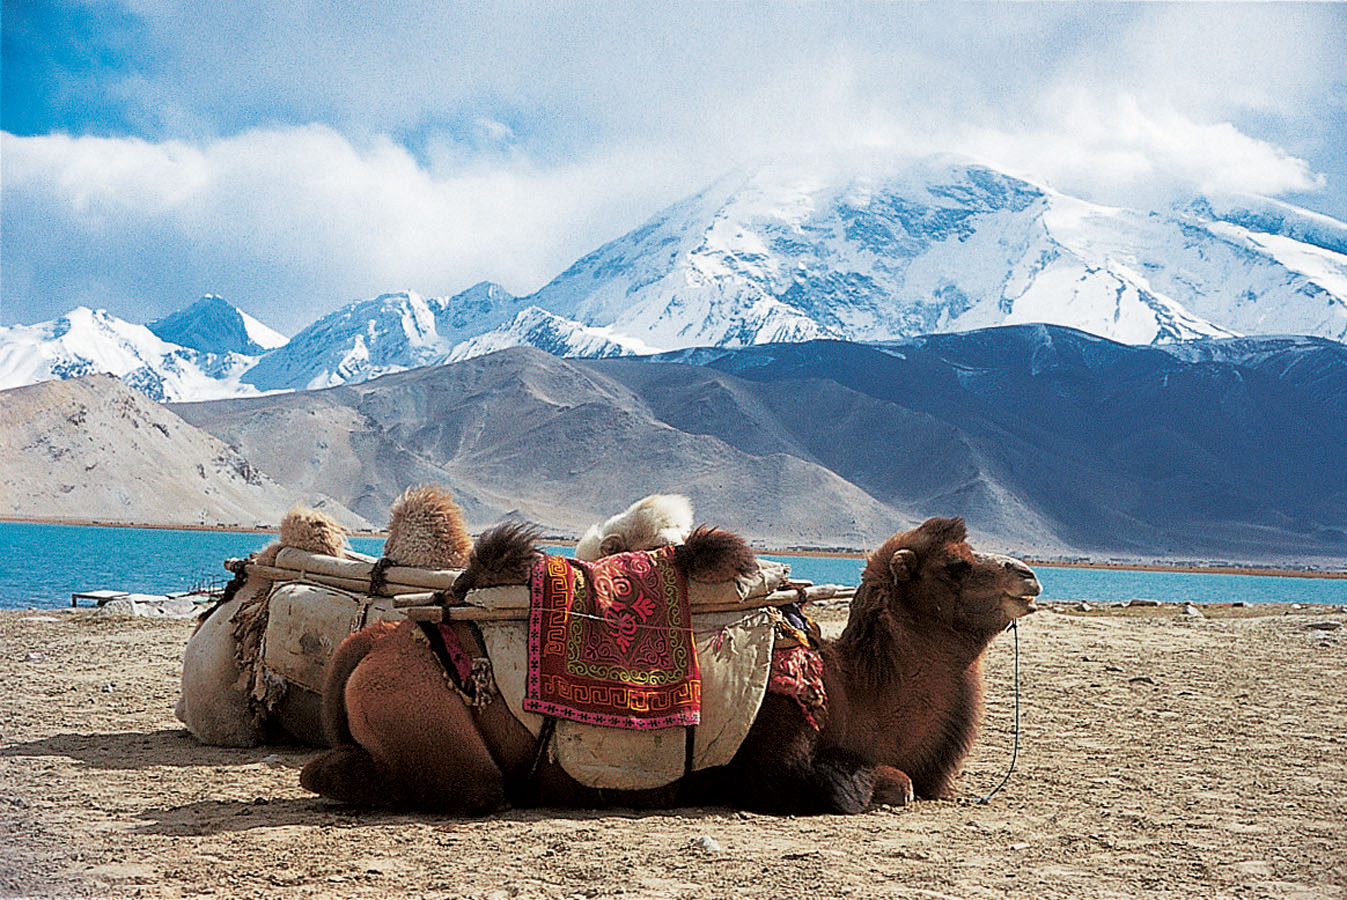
434 623 475 685
524 547 700 729
769 645 828 730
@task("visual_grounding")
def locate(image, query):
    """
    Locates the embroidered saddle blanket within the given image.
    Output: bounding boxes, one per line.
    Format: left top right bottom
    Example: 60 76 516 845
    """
524 548 701 729
468 554 793 791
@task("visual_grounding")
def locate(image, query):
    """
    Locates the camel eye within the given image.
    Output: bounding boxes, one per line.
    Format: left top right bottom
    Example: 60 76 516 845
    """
945 559 972 579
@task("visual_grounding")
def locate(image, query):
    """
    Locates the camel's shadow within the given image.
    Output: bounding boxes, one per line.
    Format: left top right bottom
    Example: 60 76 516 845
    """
133 797 727 837
133 796 351 835
2 729 728 836
0 727 315 770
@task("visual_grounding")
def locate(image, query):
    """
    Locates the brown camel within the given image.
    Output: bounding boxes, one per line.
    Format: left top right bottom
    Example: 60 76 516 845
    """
300 517 1039 814
699 516 1039 812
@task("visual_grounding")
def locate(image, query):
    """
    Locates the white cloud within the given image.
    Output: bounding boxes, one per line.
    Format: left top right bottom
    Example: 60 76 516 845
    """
1 126 699 330
4 3 1342 330
1 89 1329 332
956 92 1323 208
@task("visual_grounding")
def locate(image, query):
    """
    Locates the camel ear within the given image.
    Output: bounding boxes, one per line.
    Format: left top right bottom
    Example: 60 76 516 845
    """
889 548 918 582
599 534 625 557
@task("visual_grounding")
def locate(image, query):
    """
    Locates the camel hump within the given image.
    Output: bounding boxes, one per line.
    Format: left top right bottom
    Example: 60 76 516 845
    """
322 619 403 746
385 484 472 570
674 527 758 583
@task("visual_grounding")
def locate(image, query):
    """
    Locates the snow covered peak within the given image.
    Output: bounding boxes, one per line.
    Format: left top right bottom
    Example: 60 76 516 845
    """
6 157 1345 402
240 283 529 391
239 307 289 351
447 306 648 362
0 306 262 402
1183 194 1347 257
527 156 1347 350
148 294 287 355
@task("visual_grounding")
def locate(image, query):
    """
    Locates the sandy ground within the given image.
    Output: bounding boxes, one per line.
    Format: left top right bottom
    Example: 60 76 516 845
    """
2 602 1345 900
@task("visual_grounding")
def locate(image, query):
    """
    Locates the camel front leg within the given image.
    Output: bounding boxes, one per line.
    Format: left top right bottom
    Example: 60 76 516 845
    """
301 744 417 807
870 764 914 806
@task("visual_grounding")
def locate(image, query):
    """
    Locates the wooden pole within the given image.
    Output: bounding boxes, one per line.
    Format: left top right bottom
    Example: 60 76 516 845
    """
404 583 856 623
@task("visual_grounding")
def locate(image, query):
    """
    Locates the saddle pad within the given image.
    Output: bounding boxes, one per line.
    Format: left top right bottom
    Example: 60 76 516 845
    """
525 549 699 730
481 607 776 790
260 582 402 693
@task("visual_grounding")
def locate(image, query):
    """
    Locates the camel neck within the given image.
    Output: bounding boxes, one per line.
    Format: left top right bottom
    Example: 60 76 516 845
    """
836 609 992 686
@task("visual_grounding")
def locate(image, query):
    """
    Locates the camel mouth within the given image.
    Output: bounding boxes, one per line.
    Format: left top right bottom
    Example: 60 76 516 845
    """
1001 591 1039 618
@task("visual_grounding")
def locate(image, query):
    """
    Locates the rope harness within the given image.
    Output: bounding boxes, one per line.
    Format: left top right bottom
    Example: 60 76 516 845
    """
971 619 1021 804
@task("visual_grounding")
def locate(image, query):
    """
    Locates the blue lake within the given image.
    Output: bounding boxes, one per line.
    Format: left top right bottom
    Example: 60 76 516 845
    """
0 521 1343 610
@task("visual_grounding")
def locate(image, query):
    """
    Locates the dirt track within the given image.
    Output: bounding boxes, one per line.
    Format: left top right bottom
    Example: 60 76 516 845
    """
2 603 1345 900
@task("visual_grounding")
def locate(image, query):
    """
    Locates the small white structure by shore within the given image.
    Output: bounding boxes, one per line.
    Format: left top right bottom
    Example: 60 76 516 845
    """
73 589 213 619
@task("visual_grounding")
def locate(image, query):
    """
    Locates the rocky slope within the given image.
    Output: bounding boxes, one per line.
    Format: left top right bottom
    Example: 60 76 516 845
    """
176 349 905 548
174 329 1347 563
0 375 369 529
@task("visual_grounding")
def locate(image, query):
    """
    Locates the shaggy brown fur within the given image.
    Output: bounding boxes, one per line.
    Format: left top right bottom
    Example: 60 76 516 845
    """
383 484 473 570
450 521 543 598
252 505 349 567
301 518 1038 815
320 619 400 747
673 526 758 583
299 620 506 813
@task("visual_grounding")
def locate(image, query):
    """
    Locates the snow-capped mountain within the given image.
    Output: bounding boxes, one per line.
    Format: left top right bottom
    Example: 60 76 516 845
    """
1191 194 1347 258
522 156 1347 351
0 307 264 402
447 306 647 362
241 282 528 391
148 294 288 356
5 156 1346 402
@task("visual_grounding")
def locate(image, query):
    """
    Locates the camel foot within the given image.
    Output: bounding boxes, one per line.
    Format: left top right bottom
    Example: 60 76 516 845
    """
301 744 408 807
809 747 878 814
871 765 915 807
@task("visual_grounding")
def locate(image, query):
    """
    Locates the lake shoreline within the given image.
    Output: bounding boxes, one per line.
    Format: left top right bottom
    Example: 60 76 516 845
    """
5 515 1344 579
0 514 385 537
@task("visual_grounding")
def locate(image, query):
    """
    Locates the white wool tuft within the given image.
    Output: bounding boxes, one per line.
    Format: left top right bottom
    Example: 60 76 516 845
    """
574 494 694 561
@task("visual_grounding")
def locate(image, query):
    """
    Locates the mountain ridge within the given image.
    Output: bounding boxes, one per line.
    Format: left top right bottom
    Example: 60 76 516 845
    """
148 294 287 356
4 156 1346 400
166 326 1347 565
0 374 370 530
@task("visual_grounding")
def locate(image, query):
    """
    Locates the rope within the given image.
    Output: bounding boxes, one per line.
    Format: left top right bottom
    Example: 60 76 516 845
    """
973 619 1020 804
368 556 394 595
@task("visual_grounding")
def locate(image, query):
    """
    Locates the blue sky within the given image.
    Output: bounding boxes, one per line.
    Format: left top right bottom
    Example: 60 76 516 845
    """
3 1 1346 333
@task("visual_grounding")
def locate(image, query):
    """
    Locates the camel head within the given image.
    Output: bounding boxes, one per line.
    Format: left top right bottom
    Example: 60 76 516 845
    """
859 517 1041 638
